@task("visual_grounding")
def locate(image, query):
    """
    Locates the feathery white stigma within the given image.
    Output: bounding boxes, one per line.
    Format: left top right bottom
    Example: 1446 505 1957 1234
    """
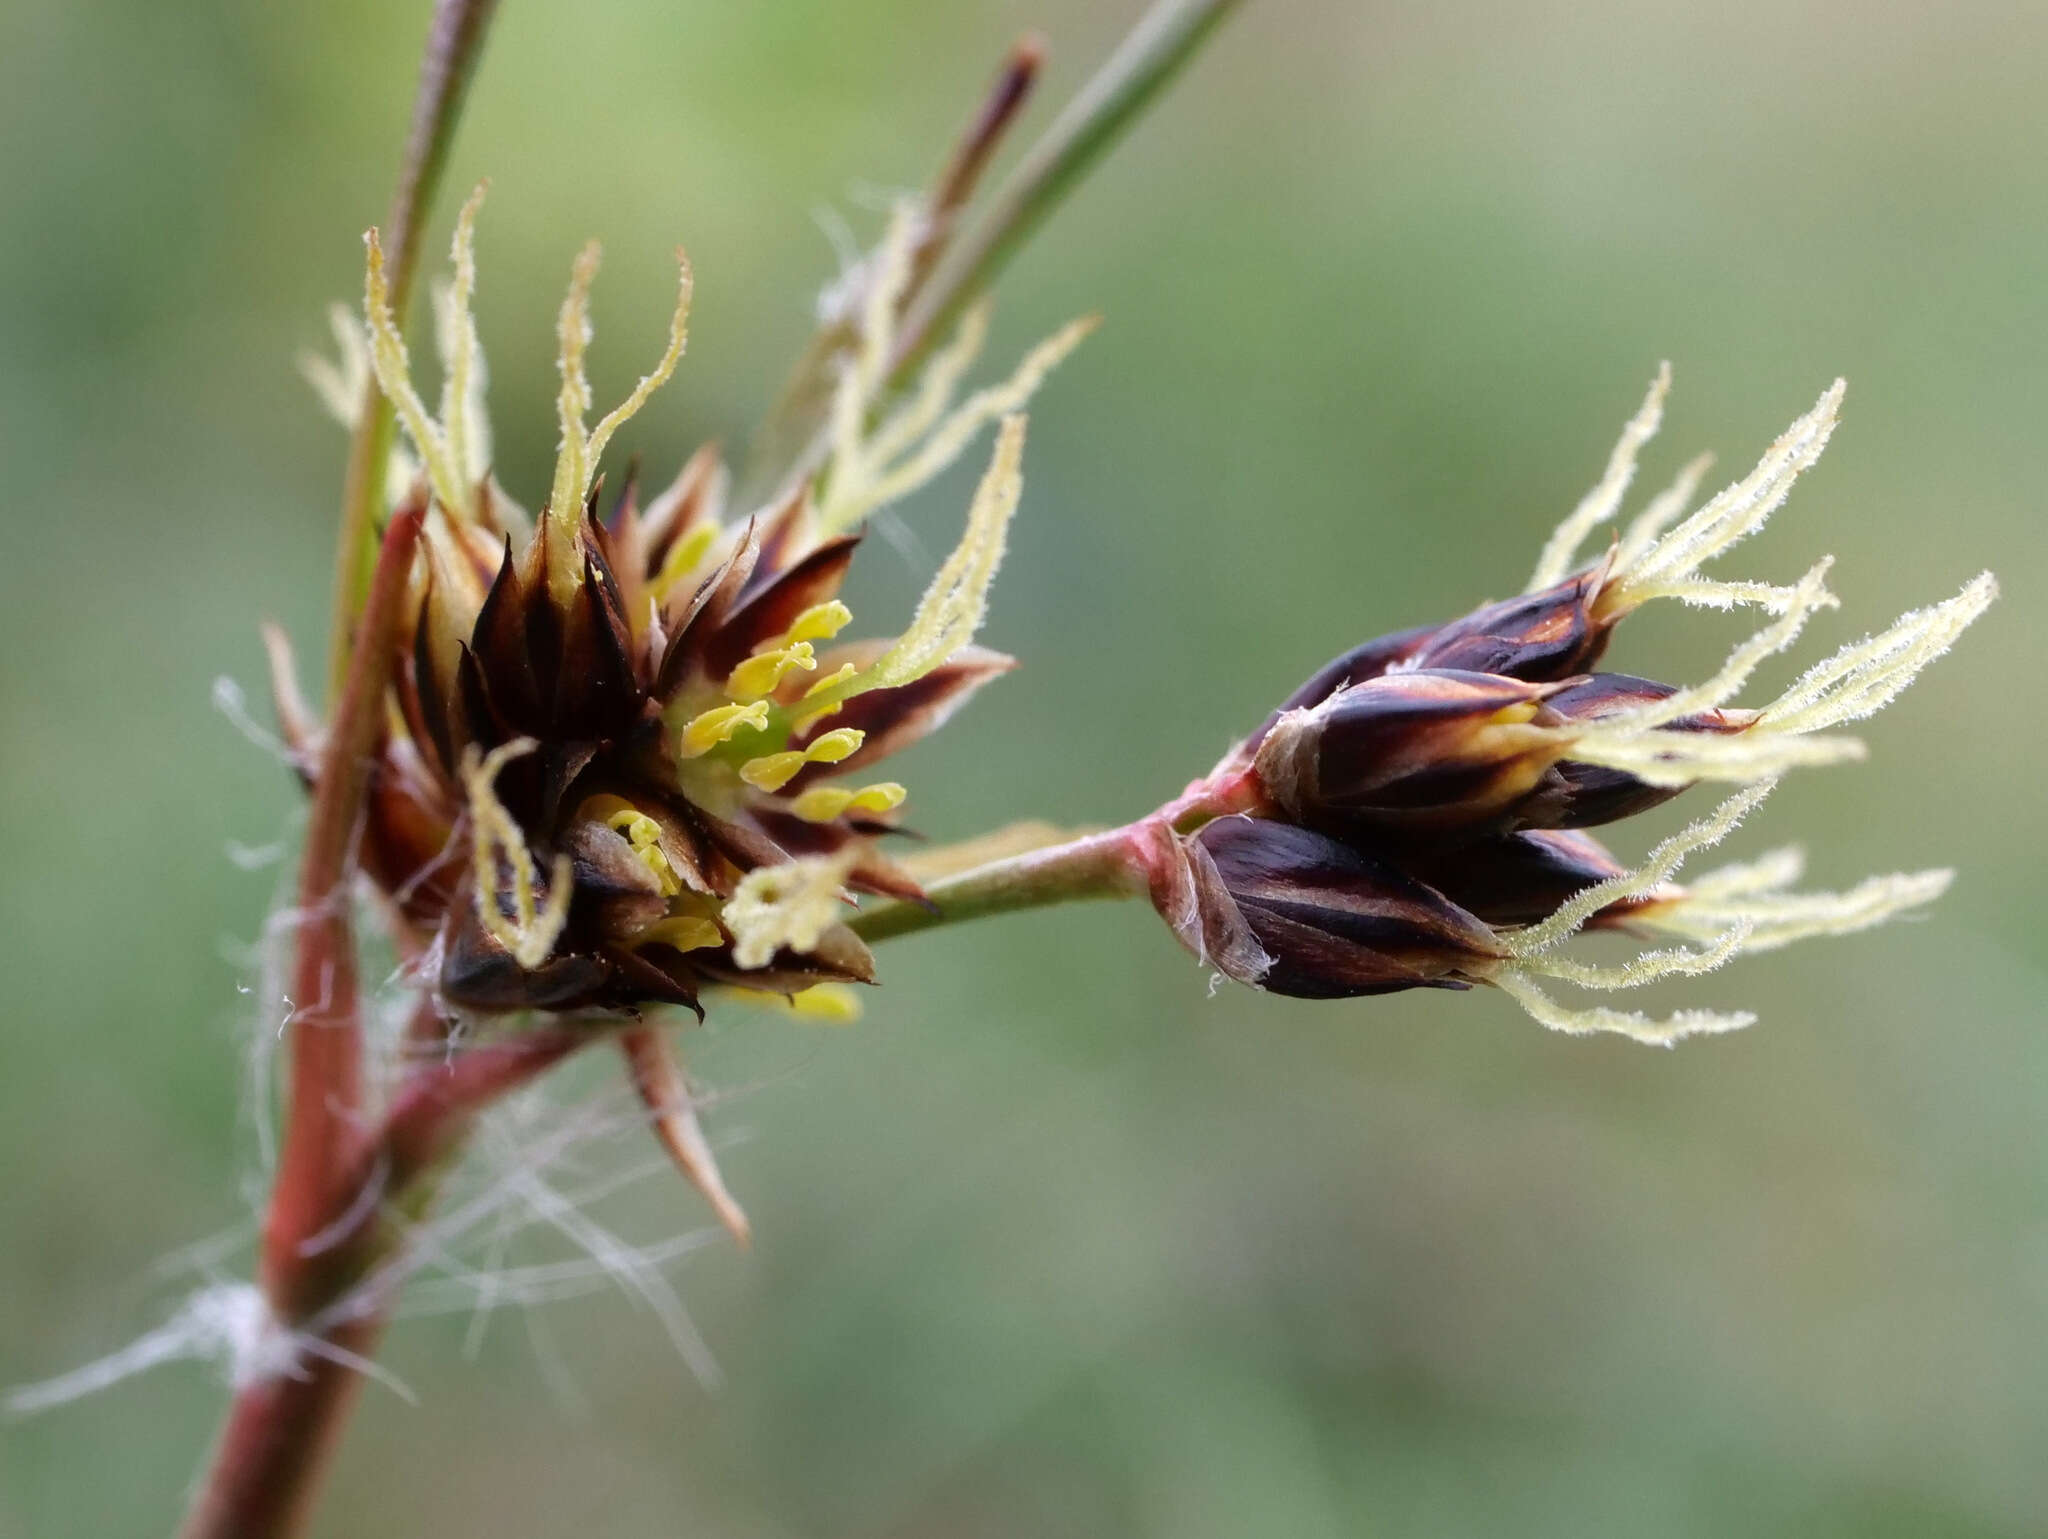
814 201 1094 536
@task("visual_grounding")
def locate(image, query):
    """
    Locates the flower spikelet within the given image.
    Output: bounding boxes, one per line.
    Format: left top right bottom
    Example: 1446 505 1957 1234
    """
1154 370 1994 1043
281 188 1050 1026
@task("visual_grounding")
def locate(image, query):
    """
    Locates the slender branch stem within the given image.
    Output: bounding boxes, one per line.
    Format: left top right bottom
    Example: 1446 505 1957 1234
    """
178 1316 391 1539
260 502 424 1310
188 14 502 1535
741 37 1044 502
850 826 1151 944
190 821 1148 1535
850 759 1266 945
742 0 1239 503
893 0 1240 376
185 1011 595 1539
326 0 501 695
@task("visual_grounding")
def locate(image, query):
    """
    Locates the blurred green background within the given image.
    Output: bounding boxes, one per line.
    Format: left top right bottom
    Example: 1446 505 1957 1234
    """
2 1 2043 1534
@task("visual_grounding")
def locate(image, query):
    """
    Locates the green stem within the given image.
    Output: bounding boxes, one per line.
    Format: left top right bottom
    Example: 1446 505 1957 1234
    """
850 826 1150 944
743 0 1241 503
740 37 1044 503
891 0 1241 375
326 0 501 697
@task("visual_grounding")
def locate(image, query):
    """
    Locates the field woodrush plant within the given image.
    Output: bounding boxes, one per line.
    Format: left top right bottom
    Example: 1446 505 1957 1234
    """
8 2 1995 1536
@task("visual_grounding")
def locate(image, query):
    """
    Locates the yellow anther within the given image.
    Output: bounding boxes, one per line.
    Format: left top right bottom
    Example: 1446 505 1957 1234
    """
728 641 816 702
578 792 635 822
785 600 854 645
803 727 865 763
650 521 720 600
849 782 906 814
1489 701 1541 726
737 727 868 793
632 915 724 954
789 781 907 823
793 663 859 731
784 983 862 1024
609 809 661 843
739 752 808 792
680 700 770 757
583 796 681 896
804 664 858 696
788 787 851 822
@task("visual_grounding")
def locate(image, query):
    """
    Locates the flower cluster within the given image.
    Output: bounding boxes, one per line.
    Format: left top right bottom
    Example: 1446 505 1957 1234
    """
1146 367 1994 1042
276 191 1088 1232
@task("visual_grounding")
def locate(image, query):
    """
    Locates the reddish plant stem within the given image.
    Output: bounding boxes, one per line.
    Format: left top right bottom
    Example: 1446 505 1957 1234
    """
184 507 422 1539
913 37 1045 301
177 1316 390 1539
891 0 1241 385
185 1007 592 1539
259 503 425 1314
377 1027 588 1188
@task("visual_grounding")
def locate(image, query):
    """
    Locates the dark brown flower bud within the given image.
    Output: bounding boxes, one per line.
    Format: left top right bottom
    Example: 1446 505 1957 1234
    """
1249 660 1752 841
1248 567 1612 757
1266 624 1436 721
1407 566 1611 682
1253 668 1563 833
1402 827 1627 927
1534 673 1746 829
1166 816 1509 998
441 898 616 1013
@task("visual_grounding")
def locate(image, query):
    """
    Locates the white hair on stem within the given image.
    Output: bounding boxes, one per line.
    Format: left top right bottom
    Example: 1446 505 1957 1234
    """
302 1084 731 1388
5 1284 347 1417
11 724 755 1416
0 1093 725 1412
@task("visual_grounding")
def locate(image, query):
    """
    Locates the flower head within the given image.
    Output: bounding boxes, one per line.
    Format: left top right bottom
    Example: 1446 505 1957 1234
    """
265 186 1090 1239
1152 368 1995 1044
278 190 1087 1026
